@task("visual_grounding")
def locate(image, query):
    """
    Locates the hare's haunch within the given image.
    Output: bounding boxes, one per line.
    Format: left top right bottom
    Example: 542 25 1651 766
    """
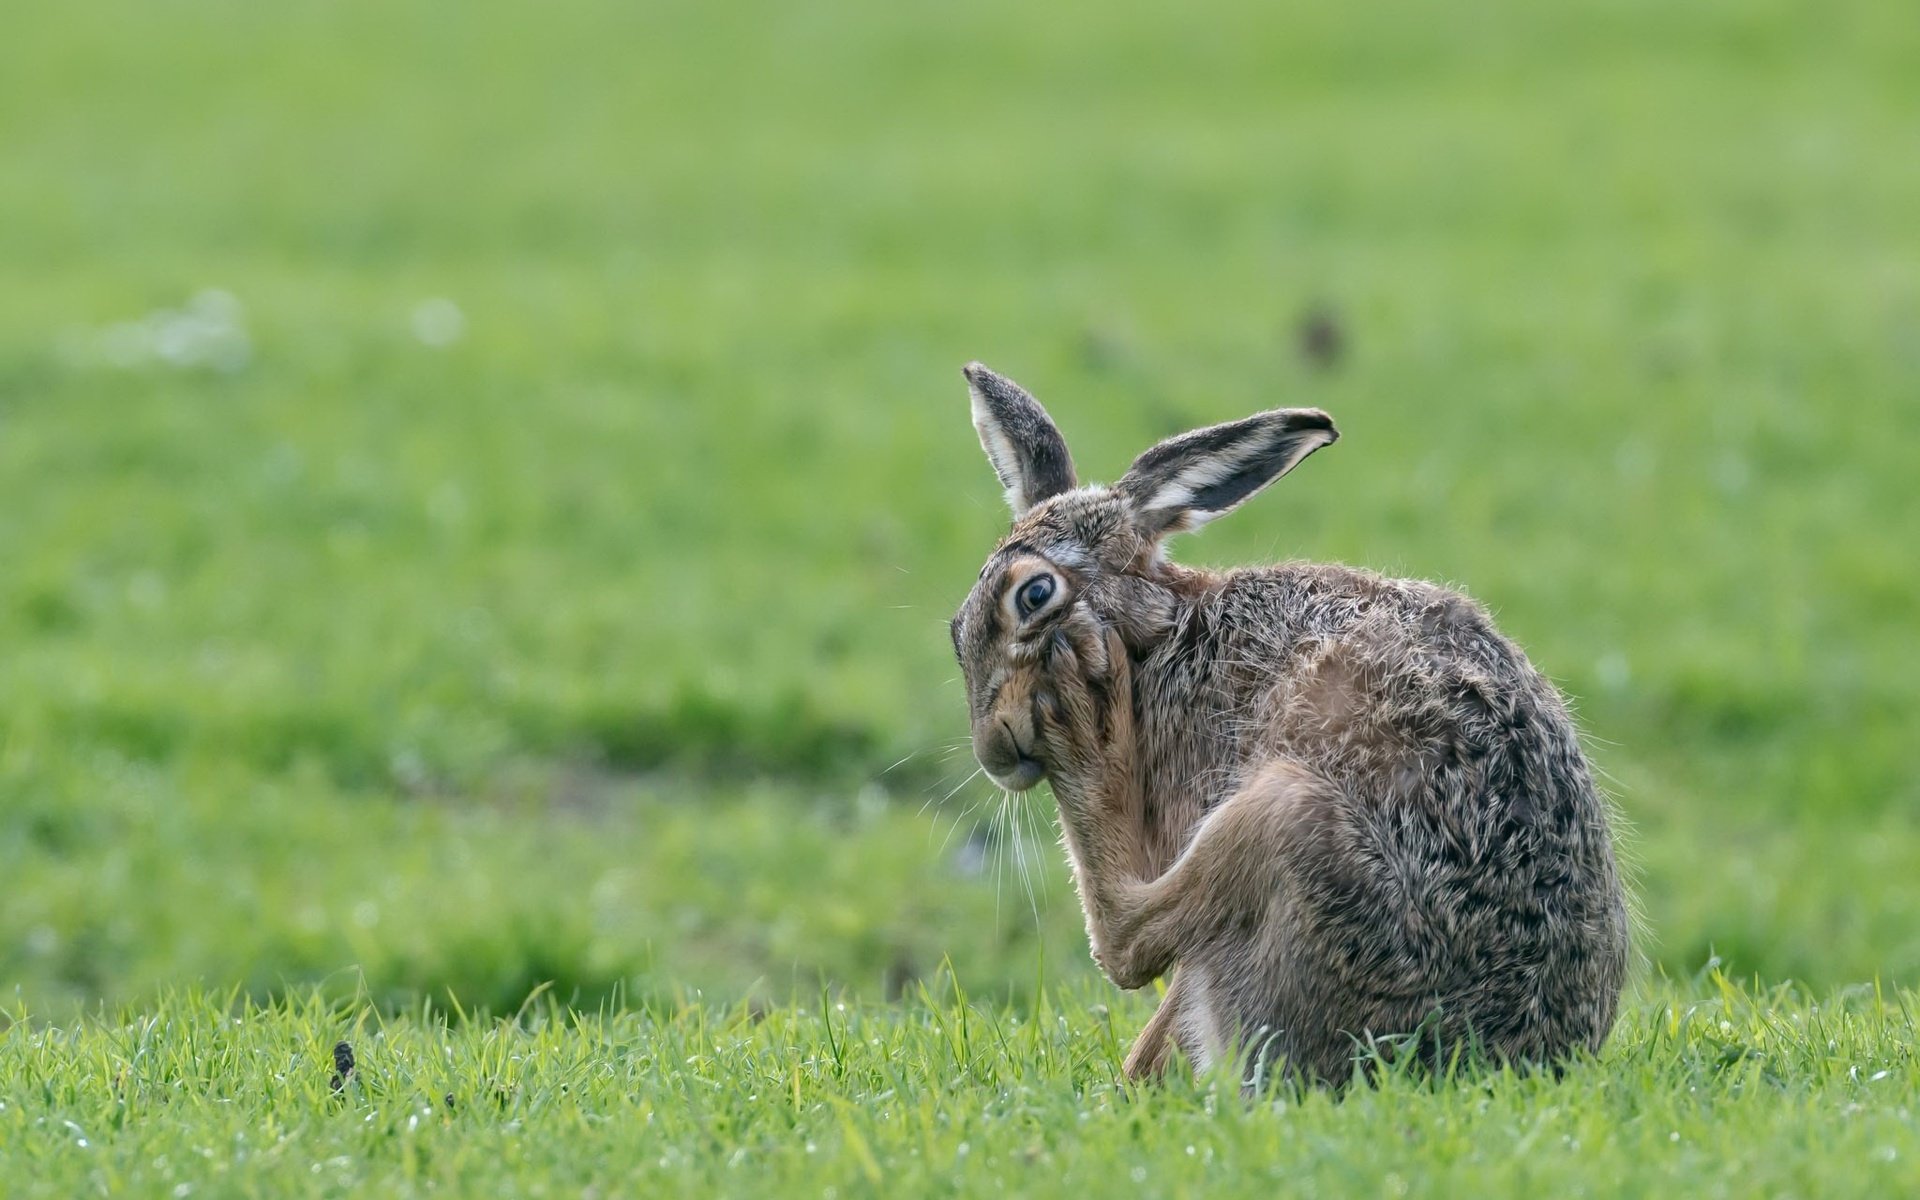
950 363 1630 1086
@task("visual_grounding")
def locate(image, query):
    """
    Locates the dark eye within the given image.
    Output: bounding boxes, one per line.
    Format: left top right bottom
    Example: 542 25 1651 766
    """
1016 574 1056 618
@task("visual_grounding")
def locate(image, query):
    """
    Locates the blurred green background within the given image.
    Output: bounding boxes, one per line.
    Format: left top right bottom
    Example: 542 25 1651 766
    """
2 0 1916 1016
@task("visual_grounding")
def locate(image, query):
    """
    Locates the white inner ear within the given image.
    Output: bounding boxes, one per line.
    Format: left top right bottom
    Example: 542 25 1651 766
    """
971 390 1031 513
1136 426 1334 529
1136 441 1265 526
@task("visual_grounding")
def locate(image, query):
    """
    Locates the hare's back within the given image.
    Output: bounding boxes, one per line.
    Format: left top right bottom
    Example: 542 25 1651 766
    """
1230 563 1602 837
1250 564 1627 1029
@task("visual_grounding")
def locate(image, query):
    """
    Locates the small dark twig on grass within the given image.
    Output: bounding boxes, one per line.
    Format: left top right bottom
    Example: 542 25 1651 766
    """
1295 304 1347 371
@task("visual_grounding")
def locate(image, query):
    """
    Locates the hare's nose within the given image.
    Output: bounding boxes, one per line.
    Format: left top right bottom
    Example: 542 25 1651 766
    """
973 719 1044 793
972 721 1022 776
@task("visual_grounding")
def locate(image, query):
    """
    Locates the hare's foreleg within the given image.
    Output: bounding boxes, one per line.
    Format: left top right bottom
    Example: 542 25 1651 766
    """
1041 635 1347 1076
1120 965 1189 1081
1040 631 1333 994
1091 757 1337 992
1034 628 1157 972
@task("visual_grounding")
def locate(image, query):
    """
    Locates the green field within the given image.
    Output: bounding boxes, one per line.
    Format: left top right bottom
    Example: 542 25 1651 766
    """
3 0 1917 1194
4 980 1915 1197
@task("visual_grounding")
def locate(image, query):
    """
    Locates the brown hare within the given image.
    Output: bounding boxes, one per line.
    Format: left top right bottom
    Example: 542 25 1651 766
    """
950 362 1630 1087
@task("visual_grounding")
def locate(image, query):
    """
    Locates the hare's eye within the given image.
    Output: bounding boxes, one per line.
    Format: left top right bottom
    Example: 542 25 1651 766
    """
1016 574 1055 618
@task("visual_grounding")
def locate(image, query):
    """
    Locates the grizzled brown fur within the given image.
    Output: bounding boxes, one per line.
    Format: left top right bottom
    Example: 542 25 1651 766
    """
951 363 1629 1087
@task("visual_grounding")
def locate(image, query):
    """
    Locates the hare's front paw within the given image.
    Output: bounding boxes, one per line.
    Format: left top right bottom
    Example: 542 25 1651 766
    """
1035 626 1135 807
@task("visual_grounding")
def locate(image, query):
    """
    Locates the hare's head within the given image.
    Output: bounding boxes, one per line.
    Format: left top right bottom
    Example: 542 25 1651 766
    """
951 362 1338 791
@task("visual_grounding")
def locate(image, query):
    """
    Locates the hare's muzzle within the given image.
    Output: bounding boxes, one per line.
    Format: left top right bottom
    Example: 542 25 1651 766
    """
973 718 1045 793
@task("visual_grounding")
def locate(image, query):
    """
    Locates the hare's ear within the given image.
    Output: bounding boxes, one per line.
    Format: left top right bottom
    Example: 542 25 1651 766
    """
1117 409 1337 537
964 363 1078 515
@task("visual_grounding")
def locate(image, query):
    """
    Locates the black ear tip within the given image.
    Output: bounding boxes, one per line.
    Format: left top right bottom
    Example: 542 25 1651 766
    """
962 361 993 385
1292 408 1338 441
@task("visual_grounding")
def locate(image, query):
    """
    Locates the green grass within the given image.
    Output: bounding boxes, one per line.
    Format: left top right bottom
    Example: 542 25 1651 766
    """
2 0 1918 1192
4 979 1916 1197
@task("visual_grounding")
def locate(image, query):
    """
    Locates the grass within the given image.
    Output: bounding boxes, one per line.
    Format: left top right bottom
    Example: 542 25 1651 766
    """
2 0 1918 1193
3 979 1915 1197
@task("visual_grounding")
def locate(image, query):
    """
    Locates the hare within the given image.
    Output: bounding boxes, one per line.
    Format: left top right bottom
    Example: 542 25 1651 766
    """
950 362 1630 1086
